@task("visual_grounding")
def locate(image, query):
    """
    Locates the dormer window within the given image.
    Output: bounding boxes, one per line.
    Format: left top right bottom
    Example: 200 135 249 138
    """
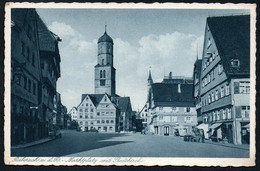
231 59 240 67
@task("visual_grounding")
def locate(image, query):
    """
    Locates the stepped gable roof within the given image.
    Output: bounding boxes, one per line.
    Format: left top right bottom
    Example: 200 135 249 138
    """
152 83 195 107
114 97 131 112
207 15 250 76
98 31 113 44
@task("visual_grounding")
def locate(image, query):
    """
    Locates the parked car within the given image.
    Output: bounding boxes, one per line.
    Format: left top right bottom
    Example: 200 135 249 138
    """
184 128 204 143
87 128 98 133
49 127 62 139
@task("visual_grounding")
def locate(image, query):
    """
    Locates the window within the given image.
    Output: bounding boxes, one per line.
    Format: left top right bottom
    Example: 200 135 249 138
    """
240 81 250 93
90 122 94 125
109 127 113 131
102 59 104 65
227 108 232 119
97 112 100 116
80 115 83 118
159 107 163 111
211 70 215 80
79 121 82 125
79 109 83 112
97 120 100 124
213 112 216 121
106 120 109 123
185 116 192 123
220 87 224 98
172 107 176 111
186 107 190 112
106 112 109 115
231 59 240 67
218 64 223 74
215 90 219 100
110 112 114 115
211 92 215 102
208 94 211 104
241 106 250 118
85 109 88 112
103 70 106 78
86 103 88 106
223 109 227 120
85 115 88 119
85 121 88 125
90 108 94 112
100 70 102 78
216 111 220 120
204 78 207 86
111 120 114 124
224 84 229 96
207 74 211 83
213 52 216 60
159 116 163 120
102 120 105 123
100 80 105 86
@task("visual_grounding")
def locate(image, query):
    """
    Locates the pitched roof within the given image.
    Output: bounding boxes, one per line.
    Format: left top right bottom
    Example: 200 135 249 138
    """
114 97 131 112
207 15 250 76
81 94 105 106
36 13 59 53
152 83 195 107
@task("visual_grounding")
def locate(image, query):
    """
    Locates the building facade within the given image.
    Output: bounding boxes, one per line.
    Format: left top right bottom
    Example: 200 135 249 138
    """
199 15 250 144
68 106 78 121
11 9 62 145
145 72 197 136
11 9 42 145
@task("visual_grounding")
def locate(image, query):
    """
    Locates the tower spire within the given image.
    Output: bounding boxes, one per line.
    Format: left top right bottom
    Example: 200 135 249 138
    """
196 42 199 61
148 66 153 81
105 24 107 33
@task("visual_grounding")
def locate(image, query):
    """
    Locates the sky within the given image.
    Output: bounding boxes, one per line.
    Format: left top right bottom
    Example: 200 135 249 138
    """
36 8 249 112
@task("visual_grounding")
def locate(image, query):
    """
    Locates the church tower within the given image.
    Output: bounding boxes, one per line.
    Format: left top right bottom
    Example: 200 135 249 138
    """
94 26 116 96
147 68 153 109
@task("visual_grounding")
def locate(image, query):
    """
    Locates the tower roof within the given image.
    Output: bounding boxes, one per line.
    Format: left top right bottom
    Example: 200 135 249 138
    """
98 31 113 44
148 69 153 81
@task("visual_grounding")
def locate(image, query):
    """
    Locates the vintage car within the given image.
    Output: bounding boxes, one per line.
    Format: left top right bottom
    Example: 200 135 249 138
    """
184 128 204 143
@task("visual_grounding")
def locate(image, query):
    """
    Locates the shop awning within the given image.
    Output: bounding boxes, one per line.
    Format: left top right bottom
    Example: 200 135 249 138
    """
196 123 209 130
209 123 222 129
242 123 250 128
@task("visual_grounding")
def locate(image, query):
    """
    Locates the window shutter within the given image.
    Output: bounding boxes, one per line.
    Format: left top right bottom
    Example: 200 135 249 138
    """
234 82 240 94
235 106 242 118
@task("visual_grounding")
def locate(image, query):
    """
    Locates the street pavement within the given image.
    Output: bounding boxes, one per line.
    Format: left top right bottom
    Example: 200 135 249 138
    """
11 130 249 158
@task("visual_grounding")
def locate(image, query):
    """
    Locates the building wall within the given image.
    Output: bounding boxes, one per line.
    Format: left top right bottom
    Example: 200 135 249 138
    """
153 106 197 136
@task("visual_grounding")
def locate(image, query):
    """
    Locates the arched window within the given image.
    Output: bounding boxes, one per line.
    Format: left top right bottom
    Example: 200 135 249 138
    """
100 70 102 78
103 70 106 78
102 59 104 65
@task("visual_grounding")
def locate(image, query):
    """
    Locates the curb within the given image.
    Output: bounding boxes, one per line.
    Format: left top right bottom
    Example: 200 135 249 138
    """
11 137 56 149
204 141 249 150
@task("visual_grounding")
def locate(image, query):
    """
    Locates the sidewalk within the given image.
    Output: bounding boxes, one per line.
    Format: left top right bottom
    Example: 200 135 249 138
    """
204 140 249 150
11 137 55 149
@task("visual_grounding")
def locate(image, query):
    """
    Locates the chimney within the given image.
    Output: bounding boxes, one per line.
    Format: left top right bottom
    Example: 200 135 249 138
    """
178 84 181 93
169 72 172 79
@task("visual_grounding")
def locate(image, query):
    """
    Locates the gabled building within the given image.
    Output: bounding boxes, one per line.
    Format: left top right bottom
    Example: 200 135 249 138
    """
11 9 43 145
77 93 119 132
199 15 250 144
116 97 133 132
68 106 77 121
145 72 197 136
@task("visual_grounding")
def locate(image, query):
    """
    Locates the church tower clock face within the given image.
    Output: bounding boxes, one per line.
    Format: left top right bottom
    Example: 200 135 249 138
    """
94 29 116 96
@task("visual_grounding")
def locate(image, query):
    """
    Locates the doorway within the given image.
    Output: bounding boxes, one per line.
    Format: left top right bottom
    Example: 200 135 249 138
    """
164 126 169 136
